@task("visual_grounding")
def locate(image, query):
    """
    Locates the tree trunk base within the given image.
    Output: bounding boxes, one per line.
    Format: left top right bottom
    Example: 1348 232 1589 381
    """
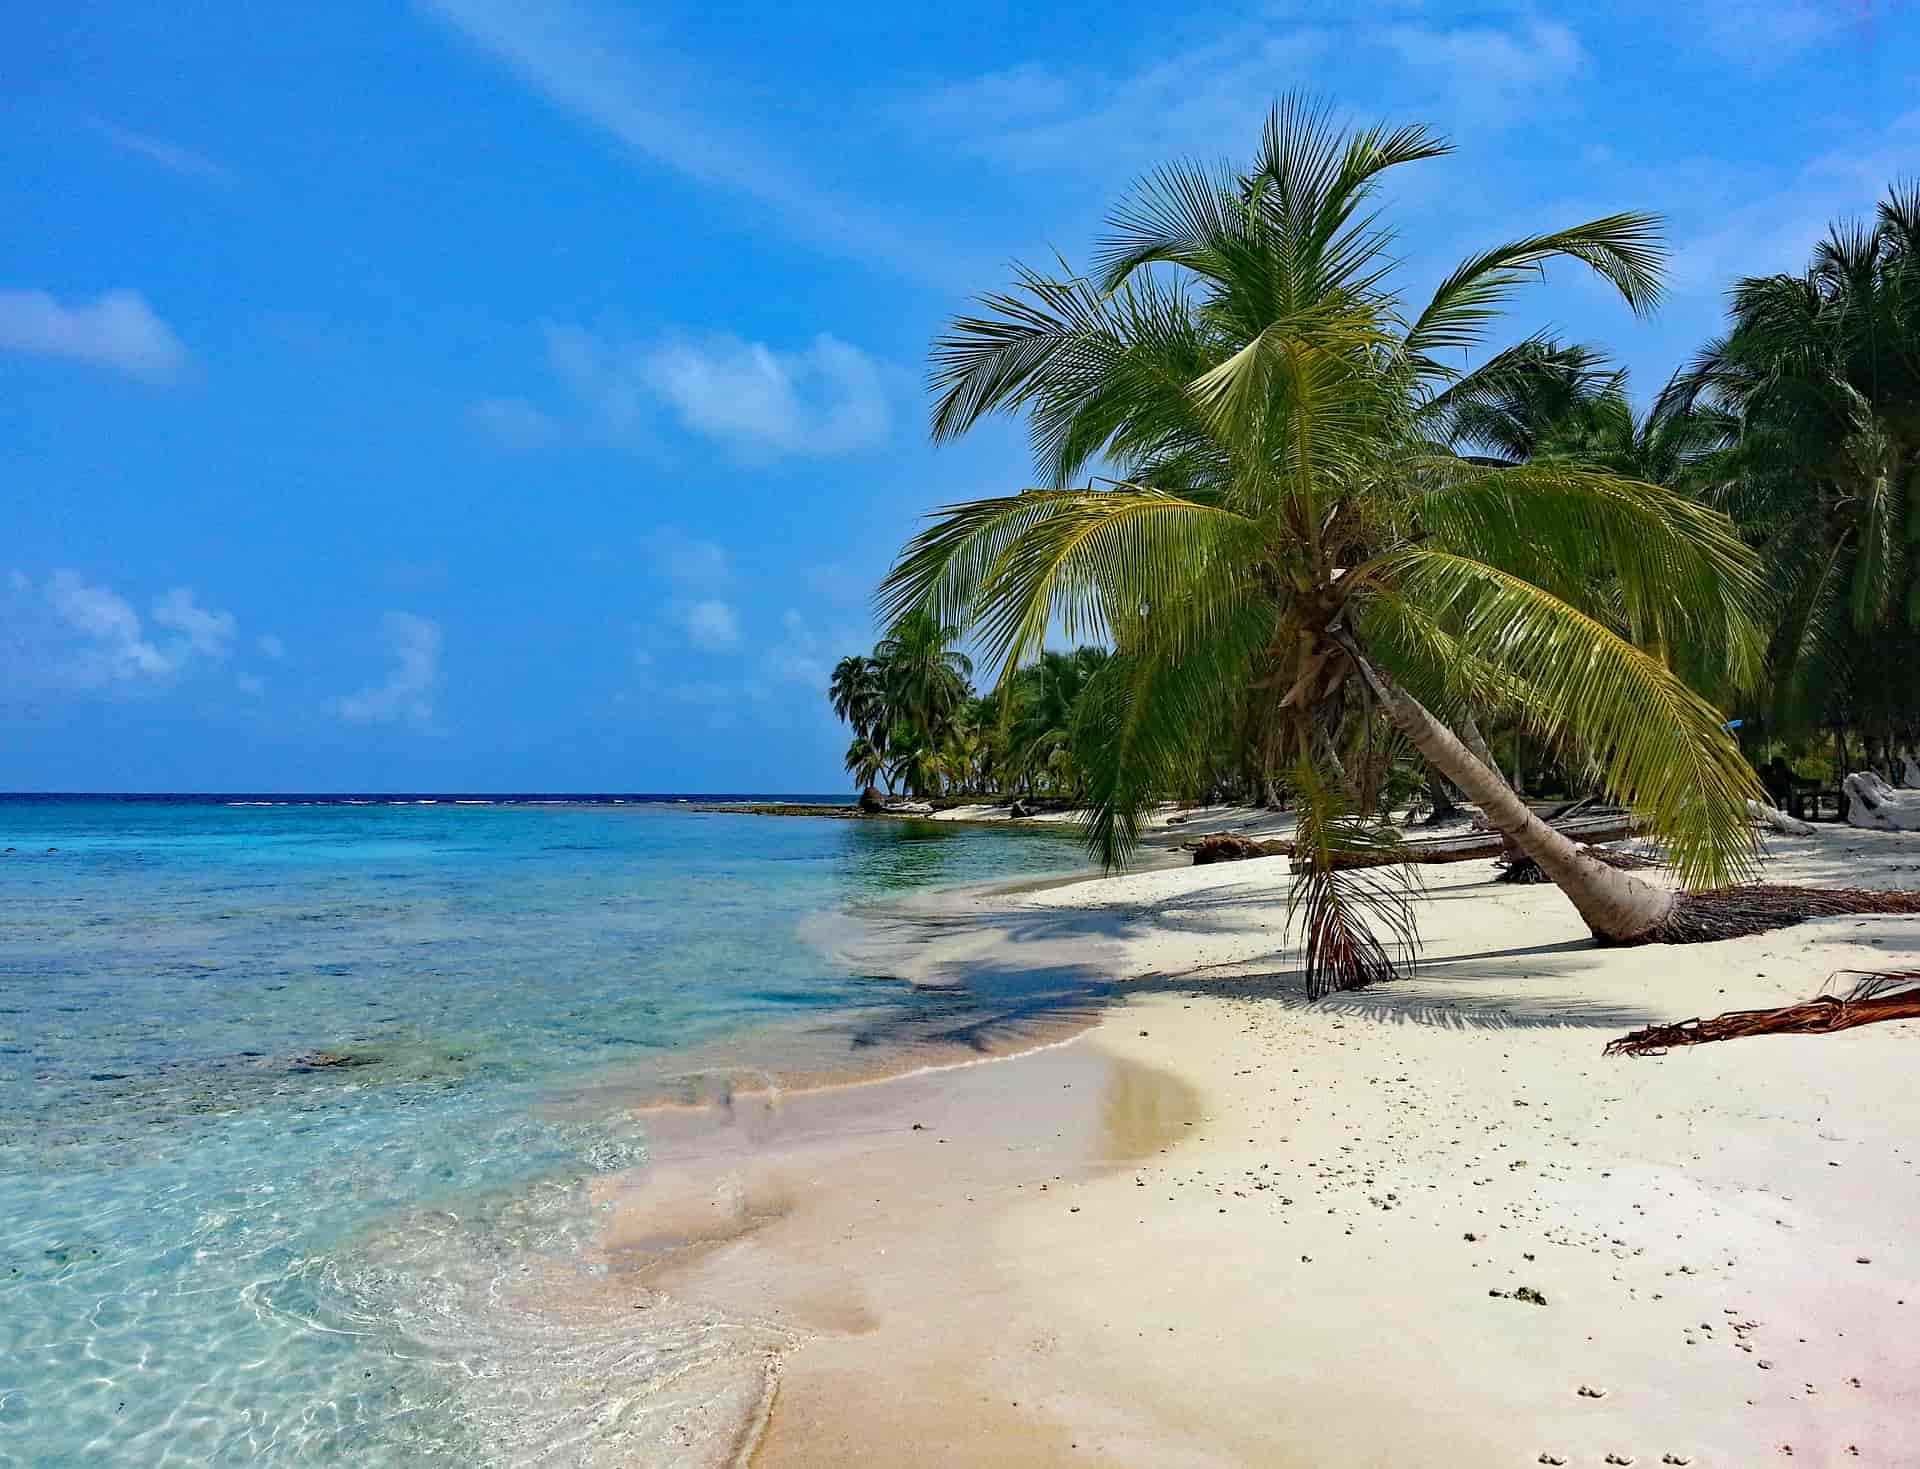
1628 885 1920 946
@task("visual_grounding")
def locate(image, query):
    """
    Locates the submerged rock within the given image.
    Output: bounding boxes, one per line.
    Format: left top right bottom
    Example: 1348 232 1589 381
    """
291 1050 376 1071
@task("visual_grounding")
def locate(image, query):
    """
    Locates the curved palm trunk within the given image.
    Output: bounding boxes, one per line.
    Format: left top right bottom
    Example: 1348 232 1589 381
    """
1355 655 1677 943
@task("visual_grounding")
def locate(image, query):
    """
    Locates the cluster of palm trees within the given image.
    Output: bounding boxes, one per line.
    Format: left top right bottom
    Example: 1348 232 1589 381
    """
1679 189 1920 773
830 621 1112 800
858 97 1914 993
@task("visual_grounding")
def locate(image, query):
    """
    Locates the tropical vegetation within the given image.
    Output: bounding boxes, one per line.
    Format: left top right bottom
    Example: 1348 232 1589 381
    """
826 102 1920 995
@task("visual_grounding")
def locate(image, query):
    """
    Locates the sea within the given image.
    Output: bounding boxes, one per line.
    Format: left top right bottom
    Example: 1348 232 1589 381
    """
0 794 1091 1466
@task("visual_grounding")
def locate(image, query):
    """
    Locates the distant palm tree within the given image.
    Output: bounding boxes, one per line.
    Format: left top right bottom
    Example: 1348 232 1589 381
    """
1009 647 1111 793
829 655 885 742
844 732 888 794
883 98 1768 988
879 602 983 745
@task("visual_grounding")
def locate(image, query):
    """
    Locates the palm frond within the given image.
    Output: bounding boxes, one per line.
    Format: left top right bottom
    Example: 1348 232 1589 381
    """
1284 761 1422 1000
1403 214 1667 359
1370 550 1763 888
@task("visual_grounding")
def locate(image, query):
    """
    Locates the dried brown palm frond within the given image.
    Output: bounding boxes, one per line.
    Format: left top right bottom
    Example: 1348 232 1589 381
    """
1647 886 1920 944
1606 970 1920 1056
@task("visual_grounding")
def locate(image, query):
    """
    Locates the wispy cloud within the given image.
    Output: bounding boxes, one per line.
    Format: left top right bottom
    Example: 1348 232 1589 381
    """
764 608 832 688
907 11 1583 176
151 587 236 658
1373 17 1586 111
907 32 1329 173
651 531 730 589
86 116 226 180
22 571 236 686
0 289 189 383
257 633 286 660
415 0 964 281
1669 108 1920 290
1696 0 1860 66
679 598 741 652
543 325 890 459
333 612 443 730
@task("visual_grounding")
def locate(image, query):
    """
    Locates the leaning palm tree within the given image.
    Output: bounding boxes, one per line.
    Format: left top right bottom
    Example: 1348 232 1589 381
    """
844 732 887 794
882 99 1777 990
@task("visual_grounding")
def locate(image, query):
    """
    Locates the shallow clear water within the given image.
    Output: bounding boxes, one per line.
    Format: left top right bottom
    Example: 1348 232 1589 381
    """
0 797 1086 1465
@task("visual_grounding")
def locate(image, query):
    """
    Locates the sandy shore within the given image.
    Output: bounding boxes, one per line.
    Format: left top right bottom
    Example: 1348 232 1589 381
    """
591 824 1920 1466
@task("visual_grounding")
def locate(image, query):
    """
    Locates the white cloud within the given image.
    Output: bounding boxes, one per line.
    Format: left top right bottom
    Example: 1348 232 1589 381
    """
649 333 889 456
469 395 555 448
151 587 236 659
257 633 286 660
680 598 741 652
0 289 189 383
86 116 226 179
544 325 890 458
44 570 175 681
29 572 234 686
333 612 443 729
416 0 963 282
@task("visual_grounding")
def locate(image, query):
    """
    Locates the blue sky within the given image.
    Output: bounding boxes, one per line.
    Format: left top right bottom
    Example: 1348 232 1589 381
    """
4 0 1915 792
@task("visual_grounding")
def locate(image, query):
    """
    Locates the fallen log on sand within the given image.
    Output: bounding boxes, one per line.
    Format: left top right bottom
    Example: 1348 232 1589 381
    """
1188 812 1638 869
1607 970 1920 1056
1312 813 1636 871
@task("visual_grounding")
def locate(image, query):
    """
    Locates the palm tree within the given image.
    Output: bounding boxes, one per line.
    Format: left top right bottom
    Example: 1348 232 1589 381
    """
882 99 1772 989
844 732 887 794
1671 184 1920 764
1008 646 1112 793
829 655 885 742
1441 339 1744 700
873 610 974 795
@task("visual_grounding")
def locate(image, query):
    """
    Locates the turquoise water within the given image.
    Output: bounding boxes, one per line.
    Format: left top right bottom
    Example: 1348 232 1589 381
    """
0 798 1087 1465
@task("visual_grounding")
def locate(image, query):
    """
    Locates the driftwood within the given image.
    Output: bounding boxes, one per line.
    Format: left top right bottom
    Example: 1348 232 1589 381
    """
1747 798 1817 836
1191 833 1292 864
1318 813 1636 871
1606 970 1920 1056
1845 771 1920 831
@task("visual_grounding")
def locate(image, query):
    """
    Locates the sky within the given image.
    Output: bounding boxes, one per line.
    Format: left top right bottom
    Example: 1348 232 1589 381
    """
4 0 1916 792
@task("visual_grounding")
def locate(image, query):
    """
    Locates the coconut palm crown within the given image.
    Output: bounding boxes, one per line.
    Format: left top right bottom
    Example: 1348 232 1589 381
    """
879 99 1770 983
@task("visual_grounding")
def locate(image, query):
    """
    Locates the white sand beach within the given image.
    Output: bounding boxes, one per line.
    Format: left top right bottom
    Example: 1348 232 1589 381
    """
598 825 1920 1466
